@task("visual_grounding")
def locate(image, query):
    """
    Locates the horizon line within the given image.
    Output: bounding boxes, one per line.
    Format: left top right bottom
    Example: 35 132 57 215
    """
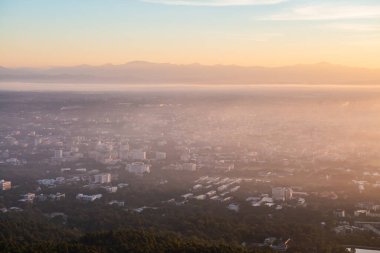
1 61 380 70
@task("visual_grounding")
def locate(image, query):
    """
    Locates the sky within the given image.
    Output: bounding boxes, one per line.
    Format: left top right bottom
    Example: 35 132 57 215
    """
0 0 380 68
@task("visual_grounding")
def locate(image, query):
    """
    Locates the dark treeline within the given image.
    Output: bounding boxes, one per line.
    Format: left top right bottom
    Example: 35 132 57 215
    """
0 209 350 253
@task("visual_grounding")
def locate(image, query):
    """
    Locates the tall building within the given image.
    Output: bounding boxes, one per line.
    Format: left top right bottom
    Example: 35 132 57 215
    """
76 193 102 202
21 193 36 202
272 187 293 202
126 162 150 175
182 163 197 171
93 173 112 184
119 143 130 160
0 180 11 191
333 209 346 218
54 149 63 159
34 137 42 146
180 152 191 161
155 152 167 160
285 188 293 201
128 150 146 160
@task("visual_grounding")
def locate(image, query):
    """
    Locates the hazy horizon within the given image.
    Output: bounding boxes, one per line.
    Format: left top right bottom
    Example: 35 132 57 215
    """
2 61 380 86
1 0 380 69
2 60 380 70
1 1 380 252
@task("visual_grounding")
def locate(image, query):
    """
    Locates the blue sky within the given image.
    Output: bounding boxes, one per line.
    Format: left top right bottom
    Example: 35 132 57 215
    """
1 0 380 67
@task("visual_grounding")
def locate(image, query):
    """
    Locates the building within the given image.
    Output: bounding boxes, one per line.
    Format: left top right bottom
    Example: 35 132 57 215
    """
182 163 197 171
180 152 191 161
206 190 216 197
128 150 146 160
34 137 42 146
93 173 112 184
37 192 66 201
76 168 87 173
215 162 234 172
19 193 36 203
37 178 57 186
230 186 241 193
333 209 346 218
49 192 66 201
366 211 380 218
155 152 167 160
181 193 193 199
54 149 63 159
61 167 71 173
194 195 207 200
0 180 11 191
103 186 118 193
119 143 130 160
108 200 125 207
227 203 240 212
354 210 368 217
76 194 102 202
126 162 150 175
272 187 293 202
37 194 48 202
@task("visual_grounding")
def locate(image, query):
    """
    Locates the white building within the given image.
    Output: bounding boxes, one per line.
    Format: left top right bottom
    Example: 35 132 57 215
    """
37 194 48 202
155 152 167 160
108 200 125 207
215 162 235 172
230 186 241 193
103 186 118 193
354 210 368 217
181 193 193 199
76 193 102 202
366 212 380 218
180 152 191 161
194 195 206 200
20 193 36 203
272 187 293 202
119 144 130 160
6 158 20 165
182 163 196 171
0 180 11 191
93 173 112 184
127 162 150 175
333 209 346 218
206 190 216 197
61 168 71 173
54 149 63 159
120 143 130 152
128 150 146 160
227 203 240 212
37 193 65 201
34 138 42 146
76 168 87 173
37 179 57 187
193 184 203 190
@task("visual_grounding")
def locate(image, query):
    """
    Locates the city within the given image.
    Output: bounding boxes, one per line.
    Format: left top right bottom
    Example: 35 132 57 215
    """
0 89 379 252
1 0 380 251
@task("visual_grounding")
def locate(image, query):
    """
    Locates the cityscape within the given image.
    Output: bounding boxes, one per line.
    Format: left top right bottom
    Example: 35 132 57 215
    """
0 88 380 252
1 0 380 252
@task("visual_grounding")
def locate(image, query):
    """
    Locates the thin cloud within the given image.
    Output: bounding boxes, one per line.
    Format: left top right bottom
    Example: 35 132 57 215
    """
261 4 380 20
224 32 283 42
323 23 380 32
141 0 287 6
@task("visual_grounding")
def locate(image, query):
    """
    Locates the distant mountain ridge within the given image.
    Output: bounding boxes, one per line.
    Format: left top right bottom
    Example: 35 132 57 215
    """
0 61 379 85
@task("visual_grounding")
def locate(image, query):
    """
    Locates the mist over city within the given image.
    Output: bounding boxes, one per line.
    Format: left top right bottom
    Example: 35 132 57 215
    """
1 0 380 253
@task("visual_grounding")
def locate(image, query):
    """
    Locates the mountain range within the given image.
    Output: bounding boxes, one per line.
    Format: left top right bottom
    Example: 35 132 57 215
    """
1 61 379 85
